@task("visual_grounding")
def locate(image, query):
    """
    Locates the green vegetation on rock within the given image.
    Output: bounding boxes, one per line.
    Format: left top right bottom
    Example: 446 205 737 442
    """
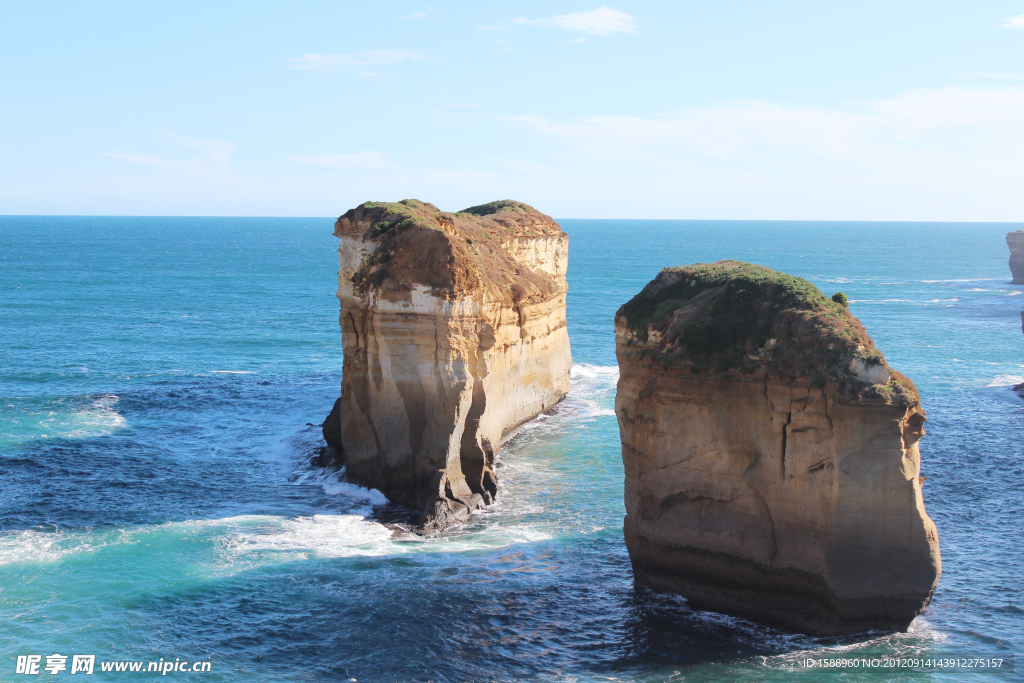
458 200 529 216
832 292 849 307
359 201 437 238
619 260 837 340
616 261 915 401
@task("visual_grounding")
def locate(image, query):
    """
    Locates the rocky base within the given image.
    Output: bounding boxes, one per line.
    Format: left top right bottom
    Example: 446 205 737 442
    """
627 522 927 635
1010 260 1024 284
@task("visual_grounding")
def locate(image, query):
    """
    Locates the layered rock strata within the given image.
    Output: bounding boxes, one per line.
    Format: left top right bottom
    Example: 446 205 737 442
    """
324 199 572 531
615 261 941 635
1008 231 1024 284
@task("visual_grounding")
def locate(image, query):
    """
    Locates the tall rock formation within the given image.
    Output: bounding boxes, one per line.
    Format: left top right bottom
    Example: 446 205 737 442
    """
1008 231 1024 284
615 261 941 635
324 199 572 531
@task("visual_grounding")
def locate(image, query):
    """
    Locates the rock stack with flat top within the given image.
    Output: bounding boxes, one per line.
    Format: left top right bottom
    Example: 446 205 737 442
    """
614 261 941 635
1008 231 1024 284
324 199 572 532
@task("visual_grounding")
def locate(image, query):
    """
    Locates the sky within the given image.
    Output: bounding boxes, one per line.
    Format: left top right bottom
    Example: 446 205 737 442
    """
2 1 1024 220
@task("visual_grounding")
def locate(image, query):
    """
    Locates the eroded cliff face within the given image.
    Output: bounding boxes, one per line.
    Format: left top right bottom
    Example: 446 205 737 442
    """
615 261 941 635
1008 232 1024 284
324 199 572 531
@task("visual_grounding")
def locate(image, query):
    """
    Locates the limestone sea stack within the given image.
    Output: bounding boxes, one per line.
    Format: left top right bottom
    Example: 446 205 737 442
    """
1008 231 1024 284
324 199 572 532
614 261 941 635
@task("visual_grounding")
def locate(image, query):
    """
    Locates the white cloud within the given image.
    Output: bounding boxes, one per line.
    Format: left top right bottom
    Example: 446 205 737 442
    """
289 152 393 171
160 132 234 166
76 89 1024 220
1000 13 1024 28
103 132 235 175
871 86 1024 129
500 87 1024 219
514 7 639 35
511 87 1024 160
287 49 424 71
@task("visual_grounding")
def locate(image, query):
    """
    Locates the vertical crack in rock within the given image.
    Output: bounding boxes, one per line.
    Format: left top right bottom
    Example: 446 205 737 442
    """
755 490 778 565
323 199 572 533
459 378 496 504
823 395 836 438
781 410 792 481
615 260 941 636
347 312 360 349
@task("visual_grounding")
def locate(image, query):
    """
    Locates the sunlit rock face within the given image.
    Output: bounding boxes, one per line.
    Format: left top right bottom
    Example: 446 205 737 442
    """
614 261 941 636
324 199 572 532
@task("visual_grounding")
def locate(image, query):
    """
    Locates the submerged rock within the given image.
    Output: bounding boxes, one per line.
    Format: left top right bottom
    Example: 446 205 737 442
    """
1008 231 1024 284
324 199 572 532
614 260 941 635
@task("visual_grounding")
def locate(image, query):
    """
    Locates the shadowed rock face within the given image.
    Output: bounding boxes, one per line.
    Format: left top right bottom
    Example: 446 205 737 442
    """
1008 232 1024 284
614 261 941 636
324 199 572 532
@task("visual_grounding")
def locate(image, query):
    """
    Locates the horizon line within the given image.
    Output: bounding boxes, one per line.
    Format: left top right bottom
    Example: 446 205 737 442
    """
2 214 1024 225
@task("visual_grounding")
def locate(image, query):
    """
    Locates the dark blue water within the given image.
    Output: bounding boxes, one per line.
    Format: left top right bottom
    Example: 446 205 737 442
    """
1 216 1021 681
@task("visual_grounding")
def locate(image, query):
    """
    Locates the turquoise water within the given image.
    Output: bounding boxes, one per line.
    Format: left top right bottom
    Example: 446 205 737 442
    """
1 216 1022 681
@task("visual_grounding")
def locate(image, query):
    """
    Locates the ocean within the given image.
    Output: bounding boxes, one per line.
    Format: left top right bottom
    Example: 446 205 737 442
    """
1 216 1021 682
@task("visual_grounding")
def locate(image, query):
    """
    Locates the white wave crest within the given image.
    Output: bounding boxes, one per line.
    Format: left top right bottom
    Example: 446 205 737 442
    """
987 374 1024 388
323 481 388 506
222 514 394 560
570 363 619 380
6 395 129 445
0 528 109 567
763 614 948 669
66 395 127 437
567 364 618 419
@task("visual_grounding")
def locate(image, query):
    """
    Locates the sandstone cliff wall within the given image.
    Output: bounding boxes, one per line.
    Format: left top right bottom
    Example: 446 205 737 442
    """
325 200 572 531
615 261 941 635
1008 231 1024 284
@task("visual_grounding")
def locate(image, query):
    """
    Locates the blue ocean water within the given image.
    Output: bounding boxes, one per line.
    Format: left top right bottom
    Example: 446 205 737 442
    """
1 216 1022 682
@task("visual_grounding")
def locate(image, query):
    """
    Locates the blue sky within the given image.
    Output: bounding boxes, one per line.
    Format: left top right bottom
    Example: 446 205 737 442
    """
2 1 1024 219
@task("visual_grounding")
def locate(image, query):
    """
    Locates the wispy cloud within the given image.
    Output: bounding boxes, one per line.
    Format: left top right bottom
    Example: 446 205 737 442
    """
104 131 235 175
398 9 433 21
513 7 639 35
287 49 424 71
496 87 1024 219
509 87 1024 162
289 152 393 171
1000 13 1024 28
960 71 1024 80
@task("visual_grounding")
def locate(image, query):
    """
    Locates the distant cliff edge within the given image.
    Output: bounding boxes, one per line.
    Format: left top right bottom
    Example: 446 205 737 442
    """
1007 231 1024 284
323 199 572 532
614 260 941 635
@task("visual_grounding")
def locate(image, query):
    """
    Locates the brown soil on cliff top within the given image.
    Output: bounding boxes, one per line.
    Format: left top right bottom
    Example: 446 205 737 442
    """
335 199 565 306
616 261 919 406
